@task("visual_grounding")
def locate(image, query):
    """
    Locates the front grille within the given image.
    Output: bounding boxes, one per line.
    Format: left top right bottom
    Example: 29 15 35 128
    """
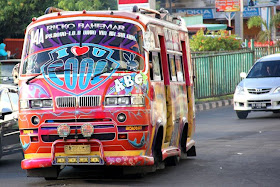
56 96 101 108
247 88 271 94
79 96 100 107
41 133 115 142
248 100 271 103
56 96 76 108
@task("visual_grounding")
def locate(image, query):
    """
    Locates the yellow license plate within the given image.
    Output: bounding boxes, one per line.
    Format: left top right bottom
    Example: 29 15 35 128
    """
126 126 142 131
64 145 91 155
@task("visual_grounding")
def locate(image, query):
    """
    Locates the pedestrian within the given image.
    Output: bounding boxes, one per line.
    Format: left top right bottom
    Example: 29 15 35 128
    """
0 43 8 60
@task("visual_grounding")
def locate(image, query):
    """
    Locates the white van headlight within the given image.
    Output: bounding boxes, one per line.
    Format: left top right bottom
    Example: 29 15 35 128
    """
274 87 280 93
235 85 245 94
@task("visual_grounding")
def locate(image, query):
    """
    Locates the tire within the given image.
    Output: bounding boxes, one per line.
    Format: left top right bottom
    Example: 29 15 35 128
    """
0 136 2 160
165 156 180 166
180 124 188 153
153 127 163 168
236 111 249 119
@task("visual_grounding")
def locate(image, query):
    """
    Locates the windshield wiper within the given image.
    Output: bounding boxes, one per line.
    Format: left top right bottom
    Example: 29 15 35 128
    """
90 67 136 80
26 69 73 85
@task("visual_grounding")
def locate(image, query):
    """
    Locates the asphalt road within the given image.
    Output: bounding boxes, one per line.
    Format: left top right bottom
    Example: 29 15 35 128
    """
1 106 280 187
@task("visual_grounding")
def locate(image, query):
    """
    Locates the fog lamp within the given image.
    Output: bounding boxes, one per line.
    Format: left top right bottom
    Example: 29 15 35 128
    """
57 124 70 138
81 123 94 138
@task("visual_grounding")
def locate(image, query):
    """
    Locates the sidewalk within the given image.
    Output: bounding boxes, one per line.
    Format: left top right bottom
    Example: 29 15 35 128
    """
195 99 233 112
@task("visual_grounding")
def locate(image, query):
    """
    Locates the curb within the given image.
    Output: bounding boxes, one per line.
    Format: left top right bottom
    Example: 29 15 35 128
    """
195 99 233 112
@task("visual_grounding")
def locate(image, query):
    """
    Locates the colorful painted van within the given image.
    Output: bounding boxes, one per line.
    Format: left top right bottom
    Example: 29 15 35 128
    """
18 7 196 179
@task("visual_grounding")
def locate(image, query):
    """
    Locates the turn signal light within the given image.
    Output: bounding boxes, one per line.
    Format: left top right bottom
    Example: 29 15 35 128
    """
118 133 127 139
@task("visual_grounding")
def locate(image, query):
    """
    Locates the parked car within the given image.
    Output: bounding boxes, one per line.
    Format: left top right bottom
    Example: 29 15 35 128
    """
0 84 21 159
234 53 280 119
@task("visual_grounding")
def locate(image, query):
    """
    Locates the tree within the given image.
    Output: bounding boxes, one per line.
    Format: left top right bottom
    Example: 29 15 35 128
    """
247 13 280 54
0 0 117 40
190 29 241 52
0 0 58 40
58 0 117 11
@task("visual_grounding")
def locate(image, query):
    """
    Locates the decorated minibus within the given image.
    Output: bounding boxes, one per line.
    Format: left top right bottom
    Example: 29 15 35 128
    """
18 7 196 179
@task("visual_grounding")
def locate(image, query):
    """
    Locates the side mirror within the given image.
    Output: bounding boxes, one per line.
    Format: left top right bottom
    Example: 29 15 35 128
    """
240 72 247 79
0 108 12 120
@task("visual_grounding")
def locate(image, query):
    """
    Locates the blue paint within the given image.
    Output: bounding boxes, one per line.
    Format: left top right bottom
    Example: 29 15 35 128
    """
128 133 146 148
79 58 94 90
20 138 30 151
65 58 78 90
48 60 64 86
41 43 120 96
56 48 69 59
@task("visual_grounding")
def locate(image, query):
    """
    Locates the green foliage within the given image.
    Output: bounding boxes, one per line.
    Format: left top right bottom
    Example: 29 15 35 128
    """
58 0 117 11
0 0 58 39
247 14 280 43
0 0 117 40
190 30 242 52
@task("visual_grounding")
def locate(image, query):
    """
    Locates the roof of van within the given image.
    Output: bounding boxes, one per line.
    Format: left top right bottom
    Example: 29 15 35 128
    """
258 53 280 62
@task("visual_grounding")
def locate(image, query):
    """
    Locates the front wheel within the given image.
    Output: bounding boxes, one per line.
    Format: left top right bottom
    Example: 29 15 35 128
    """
236 111 249 119
0 136 2 160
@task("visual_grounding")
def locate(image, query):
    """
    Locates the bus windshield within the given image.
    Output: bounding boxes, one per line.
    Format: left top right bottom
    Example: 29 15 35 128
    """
22 20 144 75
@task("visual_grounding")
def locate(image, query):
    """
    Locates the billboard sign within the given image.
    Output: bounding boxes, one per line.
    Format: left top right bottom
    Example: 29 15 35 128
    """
215 0 241 12
176 7 259 19
248 0 280 7
118 0 150 10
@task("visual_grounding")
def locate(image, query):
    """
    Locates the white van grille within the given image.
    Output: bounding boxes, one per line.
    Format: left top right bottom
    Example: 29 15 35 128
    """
247 88 271 94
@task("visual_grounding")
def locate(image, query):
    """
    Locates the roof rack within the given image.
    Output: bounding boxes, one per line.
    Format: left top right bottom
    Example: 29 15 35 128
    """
133 6 181 25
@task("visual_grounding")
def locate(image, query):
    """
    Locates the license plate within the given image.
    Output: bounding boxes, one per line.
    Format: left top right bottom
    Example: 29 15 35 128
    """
252 103 266 109
64 145 91 155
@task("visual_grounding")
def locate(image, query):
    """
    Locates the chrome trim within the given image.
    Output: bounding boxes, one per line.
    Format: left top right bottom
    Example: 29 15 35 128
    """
79 95 101 107
56 96 101 108
56 96 76 108
247 88 271 94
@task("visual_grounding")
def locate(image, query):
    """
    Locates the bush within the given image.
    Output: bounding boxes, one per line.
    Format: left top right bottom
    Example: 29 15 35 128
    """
190 30 242 52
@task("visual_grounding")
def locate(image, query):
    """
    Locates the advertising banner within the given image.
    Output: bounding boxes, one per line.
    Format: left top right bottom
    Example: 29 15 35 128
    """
176 6 259 19
215 0 241 12
248 0 280 7
118 0 150 10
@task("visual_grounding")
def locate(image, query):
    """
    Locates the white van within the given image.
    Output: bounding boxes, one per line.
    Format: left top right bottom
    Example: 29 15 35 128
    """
234 54 280 119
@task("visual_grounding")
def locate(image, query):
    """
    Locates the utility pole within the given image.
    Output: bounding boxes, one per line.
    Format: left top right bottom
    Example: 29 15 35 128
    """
235 0 244 41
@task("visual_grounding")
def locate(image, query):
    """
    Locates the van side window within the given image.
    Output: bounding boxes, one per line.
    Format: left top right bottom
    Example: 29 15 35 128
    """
168 54 177 82
150 52 163 81
175 56 185 82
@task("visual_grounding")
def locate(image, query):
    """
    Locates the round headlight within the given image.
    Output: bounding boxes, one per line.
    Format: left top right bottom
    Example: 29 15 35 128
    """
117 113 126 123
81 123 94 138
57 124 70 138
31 116 40 125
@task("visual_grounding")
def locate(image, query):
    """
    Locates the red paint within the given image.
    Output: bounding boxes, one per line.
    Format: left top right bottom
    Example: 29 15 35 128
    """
181 41 191 86
119 0 148 4
71 46 89 56
159 35 170 85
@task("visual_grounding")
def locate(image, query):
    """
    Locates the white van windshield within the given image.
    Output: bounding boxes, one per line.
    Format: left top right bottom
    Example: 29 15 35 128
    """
247 60 280 78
